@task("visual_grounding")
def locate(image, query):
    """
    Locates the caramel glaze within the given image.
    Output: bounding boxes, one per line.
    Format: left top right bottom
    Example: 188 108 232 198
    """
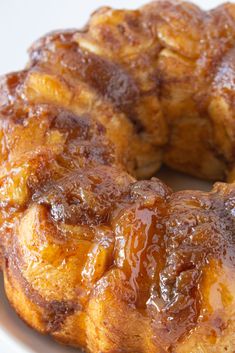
0 1 235 352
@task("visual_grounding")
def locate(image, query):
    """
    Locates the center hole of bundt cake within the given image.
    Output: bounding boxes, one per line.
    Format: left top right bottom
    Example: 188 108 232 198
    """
156 166 213 192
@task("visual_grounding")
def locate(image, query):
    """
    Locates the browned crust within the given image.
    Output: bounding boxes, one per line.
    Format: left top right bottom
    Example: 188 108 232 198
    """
0 1 235 353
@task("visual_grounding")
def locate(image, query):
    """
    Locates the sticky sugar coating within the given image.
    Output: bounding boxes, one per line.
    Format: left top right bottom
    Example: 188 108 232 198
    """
0 1 235 352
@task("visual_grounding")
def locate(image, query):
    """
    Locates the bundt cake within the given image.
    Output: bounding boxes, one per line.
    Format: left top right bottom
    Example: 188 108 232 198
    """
0 1 235 352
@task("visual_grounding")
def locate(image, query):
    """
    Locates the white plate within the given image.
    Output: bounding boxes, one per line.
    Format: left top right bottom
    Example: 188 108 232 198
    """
0 0 222 351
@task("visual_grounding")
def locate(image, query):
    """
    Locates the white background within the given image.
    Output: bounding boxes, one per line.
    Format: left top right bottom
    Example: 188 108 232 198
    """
0 1 227 352
0 0 228 76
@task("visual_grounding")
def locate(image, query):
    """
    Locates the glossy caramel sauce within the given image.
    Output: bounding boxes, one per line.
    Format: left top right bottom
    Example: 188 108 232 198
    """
0 1 235 352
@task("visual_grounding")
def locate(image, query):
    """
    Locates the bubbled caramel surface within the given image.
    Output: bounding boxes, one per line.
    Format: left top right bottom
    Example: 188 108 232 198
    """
0 1 235 352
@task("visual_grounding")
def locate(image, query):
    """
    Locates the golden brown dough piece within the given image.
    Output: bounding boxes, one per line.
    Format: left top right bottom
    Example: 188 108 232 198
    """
0 1 235 352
